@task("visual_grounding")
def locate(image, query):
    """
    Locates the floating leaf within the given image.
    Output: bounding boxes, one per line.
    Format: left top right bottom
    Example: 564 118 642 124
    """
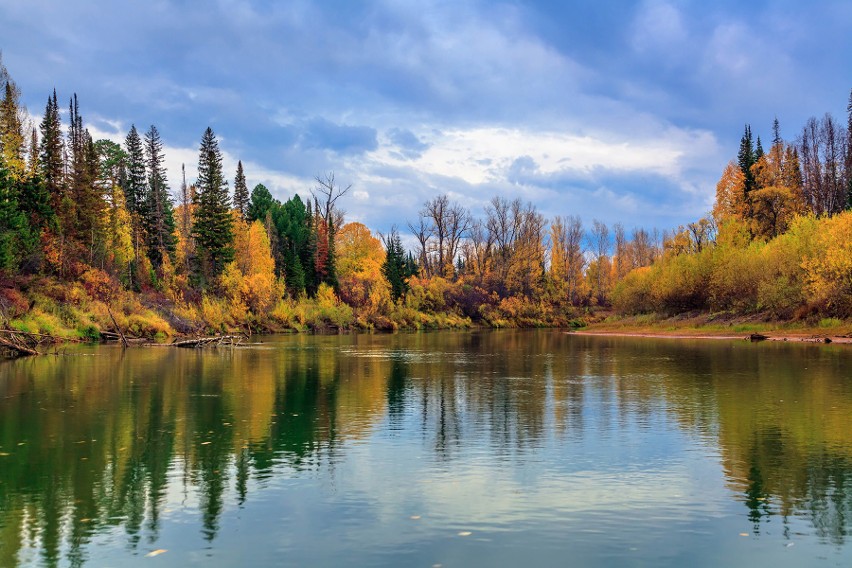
410 515 421 520
200 441 212 445
0 453 10 457
146 549 167 557
458 531 472 537
739 533 749 537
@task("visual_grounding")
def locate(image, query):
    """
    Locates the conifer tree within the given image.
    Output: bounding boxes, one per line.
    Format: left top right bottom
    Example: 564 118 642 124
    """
382 228 410 302
39 90 64 212
0 79 25 179
143 125 176 267
233 160 249 219
123 125 146 217
192 127 233 279
26 127 38 178
737 124 756 195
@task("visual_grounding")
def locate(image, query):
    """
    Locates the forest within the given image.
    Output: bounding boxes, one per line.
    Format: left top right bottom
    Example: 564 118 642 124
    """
1 55 852 340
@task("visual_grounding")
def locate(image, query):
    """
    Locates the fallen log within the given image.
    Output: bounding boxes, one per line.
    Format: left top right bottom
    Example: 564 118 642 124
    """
0 336 39 357
172 335 242 348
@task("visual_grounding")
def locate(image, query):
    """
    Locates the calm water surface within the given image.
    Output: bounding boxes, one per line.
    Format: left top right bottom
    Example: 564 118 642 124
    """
0 330 850 567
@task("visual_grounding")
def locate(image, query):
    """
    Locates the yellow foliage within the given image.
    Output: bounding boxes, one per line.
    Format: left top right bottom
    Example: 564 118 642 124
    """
802 211 852 316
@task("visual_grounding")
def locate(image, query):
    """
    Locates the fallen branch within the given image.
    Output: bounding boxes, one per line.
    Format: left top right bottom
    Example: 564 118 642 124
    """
0 336 38 357
172 335 242 348
106 306 129 348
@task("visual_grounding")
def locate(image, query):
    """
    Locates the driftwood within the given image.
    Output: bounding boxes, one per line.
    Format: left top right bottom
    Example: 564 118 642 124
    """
0 336 39 357
106 306 129 348
748 333 768 342
172 335 242 348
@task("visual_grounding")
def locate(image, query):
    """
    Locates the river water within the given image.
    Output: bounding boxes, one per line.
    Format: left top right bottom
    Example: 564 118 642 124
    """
0 330 850 566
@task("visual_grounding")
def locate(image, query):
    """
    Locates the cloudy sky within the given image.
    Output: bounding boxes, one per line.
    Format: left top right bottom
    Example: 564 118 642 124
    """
1 0 850 235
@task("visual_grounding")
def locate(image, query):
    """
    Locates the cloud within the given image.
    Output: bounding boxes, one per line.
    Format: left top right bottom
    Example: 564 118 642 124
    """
299 117 378 154
386 128 430 160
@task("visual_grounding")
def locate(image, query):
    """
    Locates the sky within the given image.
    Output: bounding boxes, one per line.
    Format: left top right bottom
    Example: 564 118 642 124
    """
1 0 851 237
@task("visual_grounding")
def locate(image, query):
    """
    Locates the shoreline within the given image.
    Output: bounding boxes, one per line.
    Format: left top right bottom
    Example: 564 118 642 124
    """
572 329 852 344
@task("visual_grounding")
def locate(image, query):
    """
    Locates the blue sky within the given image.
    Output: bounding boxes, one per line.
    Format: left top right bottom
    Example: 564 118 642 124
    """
1 0 850 235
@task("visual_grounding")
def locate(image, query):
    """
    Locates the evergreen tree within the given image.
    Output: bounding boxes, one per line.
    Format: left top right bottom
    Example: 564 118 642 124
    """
123 125 146 217
38 90 64 213
737 124 756 195
247 183 273 222
0 78 25 179
382 228 409 302
0 166 32 270
755 136 764 162
26 127 38 178
233 160 249 219
772 117 782 148
143 125 176 267
192 127 233 279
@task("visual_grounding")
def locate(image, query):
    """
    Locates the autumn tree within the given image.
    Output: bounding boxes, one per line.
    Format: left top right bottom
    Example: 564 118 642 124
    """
192 127 234 281
589 219 611 304
311 172 349 290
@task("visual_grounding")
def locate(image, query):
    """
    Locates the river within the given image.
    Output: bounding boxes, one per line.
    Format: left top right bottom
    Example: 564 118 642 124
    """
0 330 850 566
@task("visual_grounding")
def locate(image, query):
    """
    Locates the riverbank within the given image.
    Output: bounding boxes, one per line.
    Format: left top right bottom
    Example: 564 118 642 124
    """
579 312 852 344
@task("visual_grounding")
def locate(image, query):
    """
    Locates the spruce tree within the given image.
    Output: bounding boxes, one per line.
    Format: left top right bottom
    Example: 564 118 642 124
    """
0 79 25 179
737 124 756 194
39 90 64 212
123 125 146 217
143 125 176 267
382 228 409 302
192 127 233 279
233 160 249 219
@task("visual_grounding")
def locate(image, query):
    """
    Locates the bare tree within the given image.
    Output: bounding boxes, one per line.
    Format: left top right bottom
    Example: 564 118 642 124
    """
312 171 350 232
408 215 434 277
590 220 610 304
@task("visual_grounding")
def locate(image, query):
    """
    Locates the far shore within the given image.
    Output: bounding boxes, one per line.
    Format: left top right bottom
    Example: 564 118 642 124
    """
572 328 852 344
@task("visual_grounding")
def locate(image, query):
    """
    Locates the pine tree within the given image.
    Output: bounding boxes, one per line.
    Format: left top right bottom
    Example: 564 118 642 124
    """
737 124 756 195
247 183 273 222
0 79 25 179
772 117 782 148
233 160 249 219
382 228 409 302
192 127 233 279
39 90 64 212
123 125 146 217
143 125 176 267
26 127 38 178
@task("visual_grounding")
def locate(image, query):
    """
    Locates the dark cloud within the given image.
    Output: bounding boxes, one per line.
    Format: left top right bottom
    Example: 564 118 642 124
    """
299 117 378 154
387 128 430 159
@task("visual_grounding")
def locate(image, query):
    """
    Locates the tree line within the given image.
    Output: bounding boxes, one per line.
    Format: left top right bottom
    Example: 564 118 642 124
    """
3 52 851 332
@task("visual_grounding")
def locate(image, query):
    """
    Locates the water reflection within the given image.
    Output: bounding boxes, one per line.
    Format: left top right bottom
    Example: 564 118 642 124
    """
0 332 850 565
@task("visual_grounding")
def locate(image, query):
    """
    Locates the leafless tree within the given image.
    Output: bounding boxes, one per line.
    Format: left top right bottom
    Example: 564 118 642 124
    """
312 171 350 232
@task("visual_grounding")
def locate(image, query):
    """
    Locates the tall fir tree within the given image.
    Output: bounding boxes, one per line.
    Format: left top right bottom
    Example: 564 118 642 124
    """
143 125 176 267
0 79 25 179
192 127 233 279
26 127 38 178
737 124 756 195
123 125 146 217
382 228 410 302
233 160 249 219
39 90 64 214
